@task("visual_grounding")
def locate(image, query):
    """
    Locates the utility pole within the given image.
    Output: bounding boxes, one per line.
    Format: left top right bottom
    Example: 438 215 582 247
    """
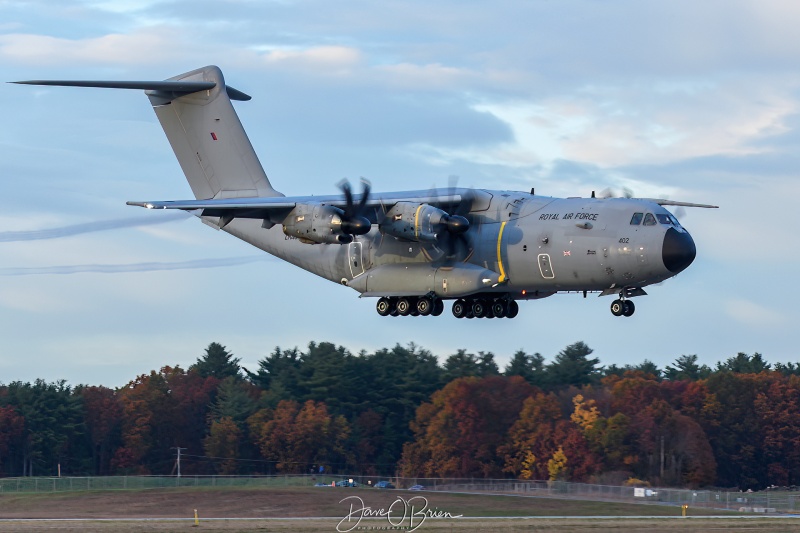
172 447 187 478
660 436 665 479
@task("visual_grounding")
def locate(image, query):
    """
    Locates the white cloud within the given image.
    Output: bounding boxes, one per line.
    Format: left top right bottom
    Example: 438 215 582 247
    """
375 62 471 89
254 45 362 75
470 78 798 169
0 29 188 66
725 298 788 328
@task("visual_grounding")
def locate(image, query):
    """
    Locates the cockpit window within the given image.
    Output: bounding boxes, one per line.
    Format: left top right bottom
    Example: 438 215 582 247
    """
669 215 681 226
656 214 672 225
630 213 644 225
643 213 656 226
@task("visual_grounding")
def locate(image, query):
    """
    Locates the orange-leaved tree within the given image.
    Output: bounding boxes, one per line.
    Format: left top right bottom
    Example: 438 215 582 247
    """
400 376 534 478
250 399 350 474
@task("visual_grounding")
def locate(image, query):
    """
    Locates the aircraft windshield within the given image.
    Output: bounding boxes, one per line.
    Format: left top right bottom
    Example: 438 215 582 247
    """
643 213 656 226
656 214 673 225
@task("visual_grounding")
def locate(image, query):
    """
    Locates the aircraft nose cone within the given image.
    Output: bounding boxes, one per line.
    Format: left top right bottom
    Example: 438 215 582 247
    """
662 227 696 274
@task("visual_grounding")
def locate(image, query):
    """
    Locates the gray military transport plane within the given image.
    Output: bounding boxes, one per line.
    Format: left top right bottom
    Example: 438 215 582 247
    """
14 65 717 319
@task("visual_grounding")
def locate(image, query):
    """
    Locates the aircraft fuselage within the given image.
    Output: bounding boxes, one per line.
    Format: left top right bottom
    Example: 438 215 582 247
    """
220 191 695 306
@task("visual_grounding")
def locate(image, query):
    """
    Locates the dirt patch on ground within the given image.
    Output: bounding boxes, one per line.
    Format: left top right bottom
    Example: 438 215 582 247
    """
0 486 733 519
1 518 799 532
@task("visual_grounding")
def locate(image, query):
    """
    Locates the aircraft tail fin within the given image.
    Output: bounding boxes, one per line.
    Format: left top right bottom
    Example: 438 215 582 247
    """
149 66 281 200
15 66 281 200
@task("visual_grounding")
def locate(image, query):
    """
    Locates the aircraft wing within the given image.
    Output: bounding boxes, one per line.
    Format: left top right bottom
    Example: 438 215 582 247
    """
642 199 719 209
127 190 466 225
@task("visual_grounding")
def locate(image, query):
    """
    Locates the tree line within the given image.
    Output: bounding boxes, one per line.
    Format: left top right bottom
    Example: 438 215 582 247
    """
0 341 797 489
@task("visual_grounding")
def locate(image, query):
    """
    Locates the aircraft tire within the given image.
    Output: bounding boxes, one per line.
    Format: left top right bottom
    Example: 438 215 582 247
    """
491 300 506 318
610 299 625 317
472 300 486 318
417 297 432 316
622 300 635 317
397 297 412 316
376 297 393 316
452 299 468 319
432 299 444 316
506 300 519 318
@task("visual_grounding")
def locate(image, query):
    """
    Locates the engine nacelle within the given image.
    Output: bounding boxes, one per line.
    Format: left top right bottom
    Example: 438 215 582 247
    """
282 203 353 244
379 202 450 242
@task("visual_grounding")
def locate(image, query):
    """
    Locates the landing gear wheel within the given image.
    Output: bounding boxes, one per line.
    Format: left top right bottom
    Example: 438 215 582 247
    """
622 300 635 317
452 299 468 319
417 297 433 316
396 297 412 316
491 300 507 318
472 300 486 318
506 300 519 319
376 297 393 317
610 299 625 317
432 299 444 316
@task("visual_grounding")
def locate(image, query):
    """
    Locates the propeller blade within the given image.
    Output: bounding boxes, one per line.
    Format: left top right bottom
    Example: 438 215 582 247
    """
357 178 371 213
337 178 373 236
338 180 354 217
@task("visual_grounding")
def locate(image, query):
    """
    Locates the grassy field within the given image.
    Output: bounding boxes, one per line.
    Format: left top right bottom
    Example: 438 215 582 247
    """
0 486 793 532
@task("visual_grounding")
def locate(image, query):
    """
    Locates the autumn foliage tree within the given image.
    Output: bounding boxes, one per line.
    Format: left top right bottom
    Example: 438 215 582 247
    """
3 340 800 489
80 386 122 475
400 376 533 478
249 399 350 474
112 366 219 474
204 417 242 475
0 406 24 476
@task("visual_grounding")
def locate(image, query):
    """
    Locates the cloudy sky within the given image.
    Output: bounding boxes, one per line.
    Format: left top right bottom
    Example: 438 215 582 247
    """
1 0 797 386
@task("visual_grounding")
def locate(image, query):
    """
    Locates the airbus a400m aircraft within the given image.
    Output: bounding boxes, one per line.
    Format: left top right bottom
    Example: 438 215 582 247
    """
16 66 716 319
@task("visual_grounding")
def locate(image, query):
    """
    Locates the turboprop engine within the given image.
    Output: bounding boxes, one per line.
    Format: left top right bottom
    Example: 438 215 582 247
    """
379 202 468 242
282 203 355 244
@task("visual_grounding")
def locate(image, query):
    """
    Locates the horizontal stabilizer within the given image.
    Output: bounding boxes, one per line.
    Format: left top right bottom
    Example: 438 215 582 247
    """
11 79 251 101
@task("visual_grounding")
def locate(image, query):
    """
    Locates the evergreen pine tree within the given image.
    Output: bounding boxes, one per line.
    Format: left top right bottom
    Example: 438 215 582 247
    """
191 342 242 380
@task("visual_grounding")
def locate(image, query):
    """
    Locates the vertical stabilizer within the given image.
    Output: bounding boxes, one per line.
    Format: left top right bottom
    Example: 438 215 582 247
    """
148 66 282 200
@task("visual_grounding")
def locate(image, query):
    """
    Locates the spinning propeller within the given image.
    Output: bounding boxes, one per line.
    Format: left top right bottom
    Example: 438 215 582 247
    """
338 178 372 236
435 177 474 263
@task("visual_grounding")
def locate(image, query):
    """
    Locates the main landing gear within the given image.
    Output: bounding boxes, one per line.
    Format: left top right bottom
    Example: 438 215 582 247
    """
452 297 519 319
375 296 519 319
376 296 445 317
610 298 635 317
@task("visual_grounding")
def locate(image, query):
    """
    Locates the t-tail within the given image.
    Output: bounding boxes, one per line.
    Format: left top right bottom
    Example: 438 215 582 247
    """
13 65 282 200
